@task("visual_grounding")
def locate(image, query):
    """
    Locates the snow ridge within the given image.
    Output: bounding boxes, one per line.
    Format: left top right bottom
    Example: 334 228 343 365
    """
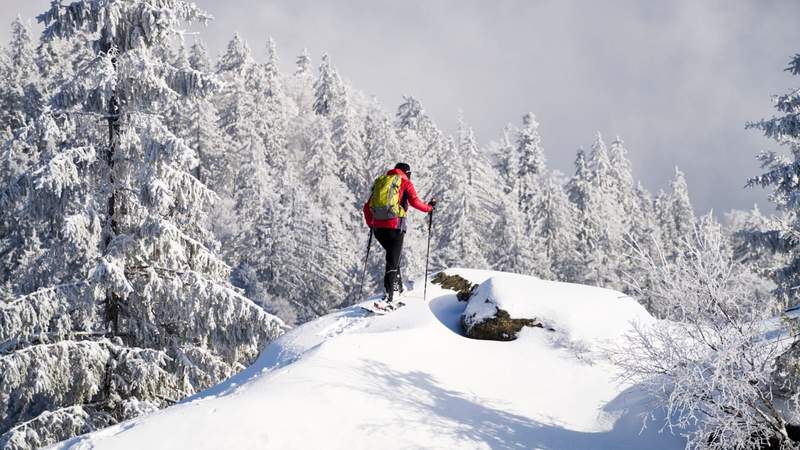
52 269 686 450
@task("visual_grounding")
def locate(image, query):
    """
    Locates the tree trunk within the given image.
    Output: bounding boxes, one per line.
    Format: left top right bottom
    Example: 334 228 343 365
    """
103 48 121 337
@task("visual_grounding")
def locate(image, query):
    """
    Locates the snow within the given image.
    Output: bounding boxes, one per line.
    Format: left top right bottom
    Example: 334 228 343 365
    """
51 269 685 450
462 271 655 346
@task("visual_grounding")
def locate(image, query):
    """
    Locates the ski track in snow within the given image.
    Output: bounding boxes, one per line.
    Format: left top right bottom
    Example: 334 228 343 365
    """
51 269 686 450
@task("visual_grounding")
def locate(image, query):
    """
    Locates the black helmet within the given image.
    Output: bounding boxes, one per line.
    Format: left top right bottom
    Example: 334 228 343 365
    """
394 162 411 177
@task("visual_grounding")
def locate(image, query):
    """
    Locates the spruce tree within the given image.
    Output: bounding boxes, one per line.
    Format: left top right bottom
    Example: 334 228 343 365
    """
434 122 490 269
313 54 341 117
0 17 44 189
395 96 439 214
364 110 399 179
0 17 40 139
586 133 626 288
330 87 367 197
537 174 579 280
215 34 275 254
395 96 427 177
496 124 518 195
289 48 314 115
186 41 227 189
0 3 284 447
666 167 696 259
607 136 641 281
566 149 600 285
743 51 800 304
516 112 546 231
492 191 536 275
302 117 359 307
261 37 289 170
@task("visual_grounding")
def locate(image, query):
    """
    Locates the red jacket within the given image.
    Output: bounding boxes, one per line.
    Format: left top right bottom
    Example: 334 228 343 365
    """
363 168 432 230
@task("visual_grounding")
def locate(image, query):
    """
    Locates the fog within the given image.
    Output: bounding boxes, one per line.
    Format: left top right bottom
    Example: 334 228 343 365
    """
3 0 799 213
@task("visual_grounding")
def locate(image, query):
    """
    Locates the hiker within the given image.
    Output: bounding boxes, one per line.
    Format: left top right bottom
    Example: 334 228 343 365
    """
363 162 436 302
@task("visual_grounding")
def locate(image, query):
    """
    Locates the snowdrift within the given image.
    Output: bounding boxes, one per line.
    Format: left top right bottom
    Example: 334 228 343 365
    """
52 269 686 450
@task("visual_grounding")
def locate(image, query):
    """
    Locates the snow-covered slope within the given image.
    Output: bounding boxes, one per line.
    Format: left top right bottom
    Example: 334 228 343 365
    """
53 269 686 450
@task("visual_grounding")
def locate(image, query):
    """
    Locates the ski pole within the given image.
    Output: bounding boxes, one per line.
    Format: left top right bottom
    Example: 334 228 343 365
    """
423 209 434 302
357 228 374 303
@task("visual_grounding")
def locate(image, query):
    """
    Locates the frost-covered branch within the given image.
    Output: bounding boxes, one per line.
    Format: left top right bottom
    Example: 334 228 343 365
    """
616 217 798 449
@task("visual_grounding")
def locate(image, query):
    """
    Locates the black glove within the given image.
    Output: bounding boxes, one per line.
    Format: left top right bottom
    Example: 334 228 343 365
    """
428 198 438 209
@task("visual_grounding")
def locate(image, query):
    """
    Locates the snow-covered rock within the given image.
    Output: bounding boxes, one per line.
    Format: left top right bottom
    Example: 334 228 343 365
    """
462 272 654 346
51 269 685 450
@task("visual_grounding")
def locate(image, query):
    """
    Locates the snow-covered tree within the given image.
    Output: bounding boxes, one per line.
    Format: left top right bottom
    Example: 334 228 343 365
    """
261 37 289 170
491 191 537 275
434 123 490 269
310 54 366 196
620 182 662 300
395 96 428 176
0 17 44 191
586 133 626 288
214 34 277 254
330 87 367 197
563 135 625 288
288 48 314 115
395 95 441 217
516 112 546 230
536 173 579 280
313 54 341 118
616 213 795 450
301 117 359 308
216 34 261 179
185 41 227 189
668 167 696 253
606 137 642 281
495 124 518 195
728 206 786 310
0 3 285 447
743 51 800 306
0 17 40 140
566 149 598 283
608 137 641 229
363 110 399 179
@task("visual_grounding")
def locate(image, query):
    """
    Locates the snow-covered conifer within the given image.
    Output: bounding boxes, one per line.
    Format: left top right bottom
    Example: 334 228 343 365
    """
395 96 440 203
313 54 342 117
288 48 314 115
496 124 519 195
742 51 800 305
584 133 626 288
434 124 490 269
516 113 546 226
364 110 399 178
537 174 579 280
0 17 40 139
668 167 696 252
330 86 367 197
215 34 274 239
0 3 285 447
183 41 227 188
296 48 312 76
566 149 601 285
728 207 785 307
301 117 359 308
260 37 289 170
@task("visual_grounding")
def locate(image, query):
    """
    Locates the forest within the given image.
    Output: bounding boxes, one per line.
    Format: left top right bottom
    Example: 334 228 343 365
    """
1 1 800 449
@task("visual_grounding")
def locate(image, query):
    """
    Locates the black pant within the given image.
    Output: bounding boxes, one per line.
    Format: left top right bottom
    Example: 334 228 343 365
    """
373 228 405 294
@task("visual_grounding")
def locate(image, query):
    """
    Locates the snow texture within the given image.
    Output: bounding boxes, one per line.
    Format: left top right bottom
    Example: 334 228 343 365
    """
51 269 686 450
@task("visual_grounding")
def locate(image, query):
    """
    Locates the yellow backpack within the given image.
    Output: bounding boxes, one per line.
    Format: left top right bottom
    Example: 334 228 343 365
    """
369 174 406 220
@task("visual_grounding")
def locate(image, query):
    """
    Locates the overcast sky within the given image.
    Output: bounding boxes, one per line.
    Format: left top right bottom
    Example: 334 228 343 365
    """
2 0 799 214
